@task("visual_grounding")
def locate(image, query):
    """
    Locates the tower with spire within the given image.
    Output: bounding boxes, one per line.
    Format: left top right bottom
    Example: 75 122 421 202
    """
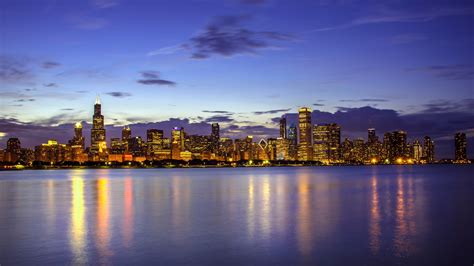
90 95 106 157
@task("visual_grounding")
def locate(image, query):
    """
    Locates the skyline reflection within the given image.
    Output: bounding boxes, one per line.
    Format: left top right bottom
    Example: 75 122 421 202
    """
70 174 87 264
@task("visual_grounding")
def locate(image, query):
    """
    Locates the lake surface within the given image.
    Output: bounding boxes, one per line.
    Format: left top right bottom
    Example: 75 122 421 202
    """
0 166 473 265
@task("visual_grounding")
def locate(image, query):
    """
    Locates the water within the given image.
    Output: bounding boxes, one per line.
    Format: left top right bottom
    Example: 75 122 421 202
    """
0 165 473 265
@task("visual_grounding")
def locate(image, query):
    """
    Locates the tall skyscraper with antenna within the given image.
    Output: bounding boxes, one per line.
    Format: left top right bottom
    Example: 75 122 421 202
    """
90 95 106 155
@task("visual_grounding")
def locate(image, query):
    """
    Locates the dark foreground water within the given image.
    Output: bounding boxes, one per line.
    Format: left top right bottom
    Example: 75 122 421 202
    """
0 166 473 265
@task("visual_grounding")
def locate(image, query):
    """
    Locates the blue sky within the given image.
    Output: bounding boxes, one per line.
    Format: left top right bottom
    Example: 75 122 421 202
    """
0 0 473 157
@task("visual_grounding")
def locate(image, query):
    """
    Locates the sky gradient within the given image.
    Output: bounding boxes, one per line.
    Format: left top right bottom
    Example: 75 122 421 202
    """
1 0 473 158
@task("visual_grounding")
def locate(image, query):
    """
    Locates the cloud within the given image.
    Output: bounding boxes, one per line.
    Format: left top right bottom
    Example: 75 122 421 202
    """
189 15 294 59
340 98 388 102
204 115 235 123
388 33 427 45
105 91 132 98
240 0 266 5
42 61 61 69
92 0 118 9
147 44 187 56
407 64 474 80
312 4 474 32
14 99 35 102
0 55 33 83
60 108 74 111
137 71 176 86
69 16 108 30
202 110 234 114
44 83 57 87
313 103 325 107
253 108 291 115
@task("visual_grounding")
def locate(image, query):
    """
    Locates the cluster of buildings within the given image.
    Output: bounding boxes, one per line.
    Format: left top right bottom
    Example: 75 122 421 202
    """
0 98 470 166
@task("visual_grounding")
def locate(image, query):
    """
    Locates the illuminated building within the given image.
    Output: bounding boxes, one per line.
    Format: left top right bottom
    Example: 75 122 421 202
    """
35 139 72 163
147 129 164 159
279 116 287 139
276 137 290 160
90 96 107 157
5 137 21 163
352 138 365 163
218 138 234 161
383 131 407 163
423 136 435 163
413 140 422 162
234 136 253 161
185 135 211 159
267 138 277 161
341 138 353 162
171 127 185 160
210 123 220 153
366 128 382 163
312 123 340 164
128 136 145 157
297 107 312 161
122 126 131 152
110 138 124 154
288 124 297 160
69 122 85 149
454 132 467 162
69 122 87 162
257 139 269 161
0 150 4 162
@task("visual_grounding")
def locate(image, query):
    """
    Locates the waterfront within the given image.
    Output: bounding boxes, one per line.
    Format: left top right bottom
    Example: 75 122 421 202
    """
0 165 473 265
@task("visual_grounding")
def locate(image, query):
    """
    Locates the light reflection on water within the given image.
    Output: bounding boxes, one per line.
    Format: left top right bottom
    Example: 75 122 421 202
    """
1 166 473 265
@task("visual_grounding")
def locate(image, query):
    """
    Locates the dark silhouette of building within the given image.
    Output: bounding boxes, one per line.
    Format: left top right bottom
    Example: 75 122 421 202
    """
423 136 435 163
5 137 21 163
210 123 220 153
279 116 287 139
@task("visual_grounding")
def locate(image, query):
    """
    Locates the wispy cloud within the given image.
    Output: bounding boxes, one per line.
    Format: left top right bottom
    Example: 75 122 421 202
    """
147 44 187 56
69 15 108 30
44 83 57 87
253 108 291 115
0 55 33 83
340 98 388 102
312 5 474 32
92 0 119 9
388 33 427 45
407 64 474 80
202 110 234 115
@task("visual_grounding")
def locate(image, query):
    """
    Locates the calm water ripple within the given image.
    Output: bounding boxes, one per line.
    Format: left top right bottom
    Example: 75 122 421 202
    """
0 165 473 265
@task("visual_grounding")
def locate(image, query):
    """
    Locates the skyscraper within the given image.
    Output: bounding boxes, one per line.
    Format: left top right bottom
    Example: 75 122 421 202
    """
279 116 287 139
455 132 467 162
313 123 341 164
69 122 85 149
288 124 297 160
423 136 435 163
147 129 164 159
90 96 106 154
297 107 312 161
383 131 407 163
413 140 422 162
171 127 185 160
211 123 220 153
6 137 21 163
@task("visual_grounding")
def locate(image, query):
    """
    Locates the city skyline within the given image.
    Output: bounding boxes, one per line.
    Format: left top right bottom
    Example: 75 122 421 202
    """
1 0 473 159
0 97 470 164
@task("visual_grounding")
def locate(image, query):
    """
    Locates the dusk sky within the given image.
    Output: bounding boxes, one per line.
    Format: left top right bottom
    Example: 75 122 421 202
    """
1 0 473 158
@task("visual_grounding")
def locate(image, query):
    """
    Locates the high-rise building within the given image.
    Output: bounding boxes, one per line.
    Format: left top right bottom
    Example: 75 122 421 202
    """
312 123 340 164
147 129 164 159
122 126 132 153
413 140 422 162
90 96 106 155
276 137 290 160
423 136 435 163
297 107 312 161
5 138 21 163
366 128 382 163
352 138 365 162
69 122 85 149
279 116 287 139
210 123 220 153
455 132 467 162
288 124 297 160
341 138 353 162
35 139 72 163
383 131 407 163
171 127 185 160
